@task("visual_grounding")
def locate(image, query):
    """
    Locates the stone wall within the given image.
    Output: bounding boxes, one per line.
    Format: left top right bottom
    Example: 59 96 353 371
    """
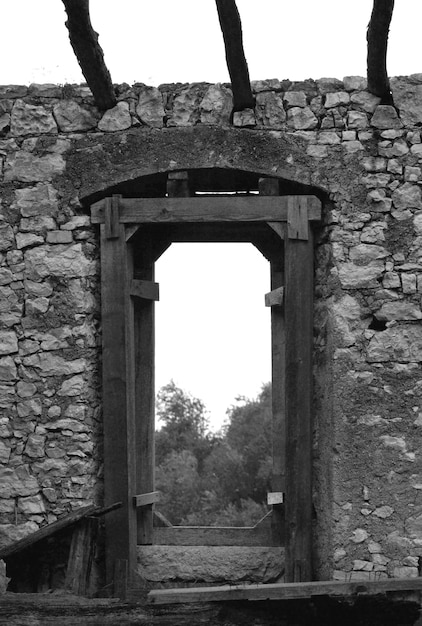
1 75 422 584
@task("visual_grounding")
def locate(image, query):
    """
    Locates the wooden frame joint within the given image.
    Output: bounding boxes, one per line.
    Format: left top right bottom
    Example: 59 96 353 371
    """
287 199 309 241
265 286 284 308
134 491 161 508
130 280 159 301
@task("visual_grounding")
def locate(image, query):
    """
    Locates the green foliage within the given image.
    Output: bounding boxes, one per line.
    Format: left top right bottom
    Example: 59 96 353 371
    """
155 381 272 526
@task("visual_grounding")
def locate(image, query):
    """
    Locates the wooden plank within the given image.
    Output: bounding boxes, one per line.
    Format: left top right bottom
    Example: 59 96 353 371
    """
265 286 284 307
130 279 159 301
259 177 286 549
284 197 314 583
113 559 128 601
148 578 422 606
287 196 309 240
104 195 120 240
133 248 155 546
153 521 282 547
0 504 98 559
91 196 322 224
64 517 99 596
134 491 160 508
101 222 138 586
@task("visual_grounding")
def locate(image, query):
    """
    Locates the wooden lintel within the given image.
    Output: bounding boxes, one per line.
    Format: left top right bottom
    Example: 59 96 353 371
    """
91 196 322 225
134 491 161 508
267 492 284 505
130 279 159 301
104 195 121 239
288 198 309 240
265 286 284 308
148 577 422 606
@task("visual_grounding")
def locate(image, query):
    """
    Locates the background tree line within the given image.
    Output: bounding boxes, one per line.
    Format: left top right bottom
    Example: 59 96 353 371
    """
155 380 272 526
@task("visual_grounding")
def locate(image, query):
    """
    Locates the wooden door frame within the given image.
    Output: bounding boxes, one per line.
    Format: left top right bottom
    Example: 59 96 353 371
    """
92 180 321 593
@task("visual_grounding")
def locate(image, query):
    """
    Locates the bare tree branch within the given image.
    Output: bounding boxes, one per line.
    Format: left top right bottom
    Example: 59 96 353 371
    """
215 0 254 111
367 0 395 104
62 0 116 111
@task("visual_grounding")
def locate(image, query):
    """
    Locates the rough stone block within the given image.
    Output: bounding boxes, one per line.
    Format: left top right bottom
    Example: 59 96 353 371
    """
98 102 131 132
46 230 73 244
367 326 422 362
286 106 318 130
4 151 65 182
200 85 232 126
53 101 98 132
136 86 165 127
10 100 57 136
371 105 403 130
137 546 284 583
390 78 422 126
255 92 286 128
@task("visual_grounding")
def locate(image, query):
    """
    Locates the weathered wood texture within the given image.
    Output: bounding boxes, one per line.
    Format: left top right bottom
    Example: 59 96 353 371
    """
134 492 161 508
65 517 99 596
0 590 420 625
259 178 285 550
130 279 159 301
61 0 116 110
101 222 137 584
0 504 97 559
284 197 314 583
148 577 422 605
91 196 322 224
215 0 254 111
367 0 395 103
133 242 156 546
264 286 284 308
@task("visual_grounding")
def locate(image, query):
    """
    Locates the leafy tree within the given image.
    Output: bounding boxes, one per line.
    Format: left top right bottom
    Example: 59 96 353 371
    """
155 379 213 468
155 450 201 525
155 381 272 526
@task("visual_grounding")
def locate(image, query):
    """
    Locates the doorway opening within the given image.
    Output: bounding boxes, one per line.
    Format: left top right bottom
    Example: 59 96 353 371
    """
154 242 272 528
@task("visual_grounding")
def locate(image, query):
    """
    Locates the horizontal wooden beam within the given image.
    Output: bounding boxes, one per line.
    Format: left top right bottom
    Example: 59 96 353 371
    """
153 520 282 547
148 577 422 606
130 280 159 301
133 491 161 508
265 287 284 308
91 196 321 225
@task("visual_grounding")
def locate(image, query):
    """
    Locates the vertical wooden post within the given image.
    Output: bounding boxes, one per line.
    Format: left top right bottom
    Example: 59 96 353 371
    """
259 178 285 545
100 195 138 590
284 196 313 583
134 244 156 545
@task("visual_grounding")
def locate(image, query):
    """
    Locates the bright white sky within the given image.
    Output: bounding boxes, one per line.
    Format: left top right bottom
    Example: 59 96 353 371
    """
2 1 421 429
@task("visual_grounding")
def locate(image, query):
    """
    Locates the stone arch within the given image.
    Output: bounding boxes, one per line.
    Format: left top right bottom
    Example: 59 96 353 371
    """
64 126 329 207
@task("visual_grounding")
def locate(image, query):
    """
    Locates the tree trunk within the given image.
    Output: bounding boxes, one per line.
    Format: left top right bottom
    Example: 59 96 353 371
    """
215 0 255 112
367 0 395 104
62 0 116 111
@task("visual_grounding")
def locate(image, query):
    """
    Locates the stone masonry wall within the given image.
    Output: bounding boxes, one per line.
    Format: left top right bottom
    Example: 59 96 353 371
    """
1 75 422 583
